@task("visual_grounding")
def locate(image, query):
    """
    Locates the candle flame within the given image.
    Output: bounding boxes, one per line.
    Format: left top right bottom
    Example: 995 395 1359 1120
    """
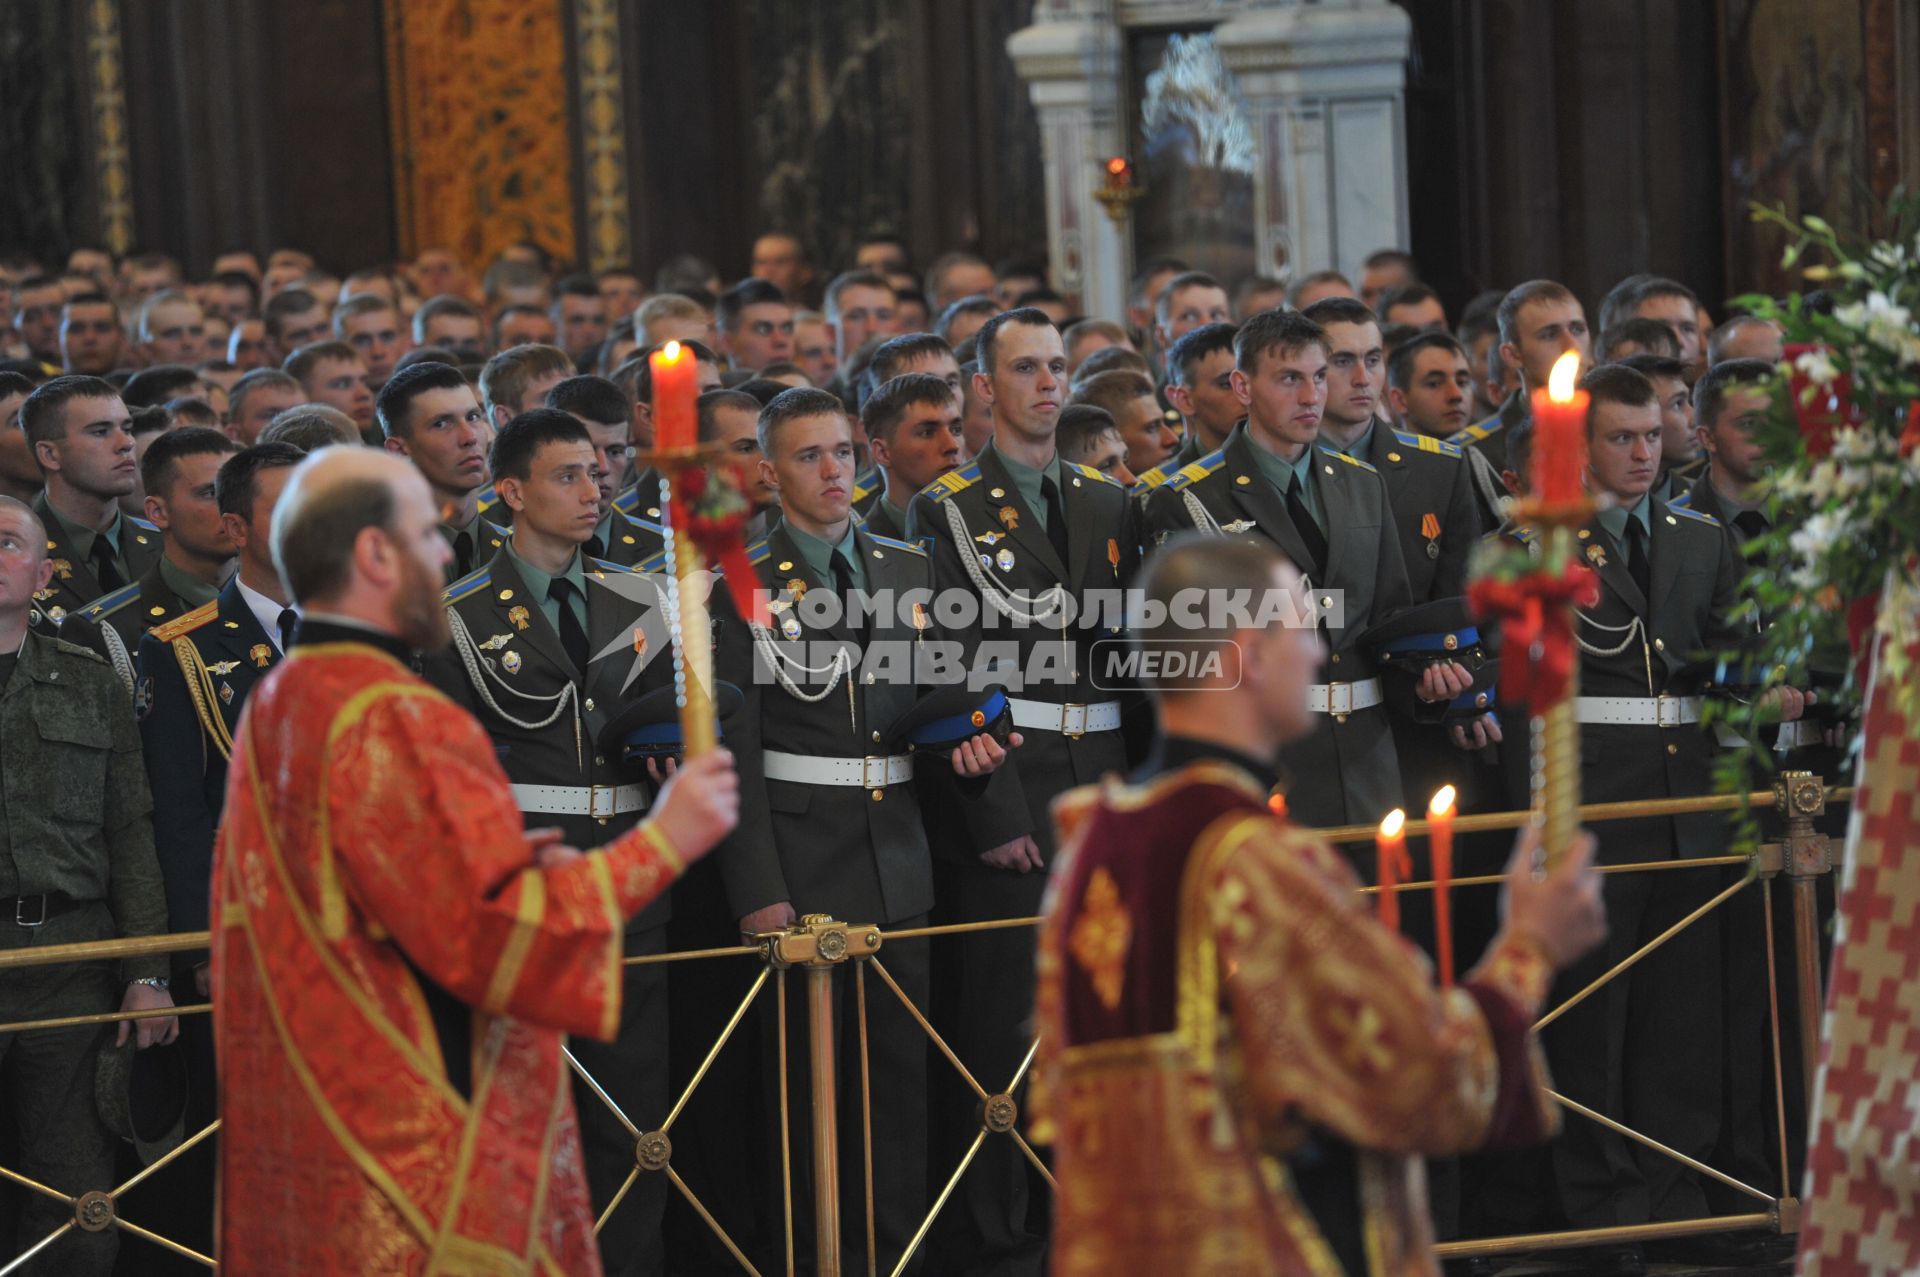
1428 785 1457 818
661 340 684 363
1107 156 1128 175
1380 808 1406 838
1547 350 1581 403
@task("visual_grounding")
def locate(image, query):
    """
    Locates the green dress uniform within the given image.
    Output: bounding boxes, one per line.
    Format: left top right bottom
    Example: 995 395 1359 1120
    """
585 506 666 567
30 493 164 623
907 443 1145 1275
421 545 675 1276
613 467 665 523
0 628 168 1276
855 491 908 541
849 468 884 523
1141 424 1424 829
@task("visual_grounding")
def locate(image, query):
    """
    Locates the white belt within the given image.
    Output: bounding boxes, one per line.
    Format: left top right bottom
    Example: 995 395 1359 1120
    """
1774 719 1825 750
1007 698 1123 737
1306 679 1383 715
1575 695 1703 727
763 751 914 788
510 782 648 818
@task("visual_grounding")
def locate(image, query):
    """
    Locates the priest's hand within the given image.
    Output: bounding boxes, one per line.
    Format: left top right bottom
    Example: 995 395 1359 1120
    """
1499 828 1606 970
1416 660 1473 704
952 730 1023 777
740 901 798 941
980 835 1044 873
651 748 740 864
119 982 179 1050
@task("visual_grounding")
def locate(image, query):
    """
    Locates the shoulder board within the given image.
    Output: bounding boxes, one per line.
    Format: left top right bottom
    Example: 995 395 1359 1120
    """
127 515 160 533
1391 429 1462 458
1321 447 1378 472
52 637 105 664
630 515 665 534
1134 460 1180 490
475 484 501 512
586 556 635 576
851 473 881 502
1668 490 1694 510
1669 504 1720 527
867 533 926 557
636 549 671 574
1457 416 1504 444
441 566 492 606
1165 452 1227 492
148 599 218 644
746 538 772 566
612 487 640 515
918 463 981 504
1064 460 1124 488
77 580 142 622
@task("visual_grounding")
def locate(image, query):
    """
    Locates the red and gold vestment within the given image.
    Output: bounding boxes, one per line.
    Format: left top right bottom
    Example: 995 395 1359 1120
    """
211 642 684 1275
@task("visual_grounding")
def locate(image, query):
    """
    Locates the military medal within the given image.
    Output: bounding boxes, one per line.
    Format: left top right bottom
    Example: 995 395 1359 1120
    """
249 643 272 668
787 578 807 600
508 605 531 631
501 650 523 674
50 558 72 580
1421 512 1442 560
633 627 647 655
996 546 1015 572
997 507 1019 531
1586 544 1607 567
780 613 803 640
1107 537 1120 577
477 634 513 651
912 602 928 631
207 660 239 675
219 682 234 705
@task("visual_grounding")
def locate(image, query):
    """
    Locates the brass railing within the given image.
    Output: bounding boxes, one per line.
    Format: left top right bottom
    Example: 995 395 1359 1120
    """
0 773 1840 1274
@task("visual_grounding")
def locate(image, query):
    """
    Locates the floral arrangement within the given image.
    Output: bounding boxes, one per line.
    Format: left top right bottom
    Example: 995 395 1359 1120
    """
1709 195 1920 836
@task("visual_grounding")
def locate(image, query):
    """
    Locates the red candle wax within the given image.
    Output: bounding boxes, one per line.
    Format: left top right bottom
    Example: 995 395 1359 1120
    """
1530 350 1589 503
1428 786 1457 988
650 340 697 451
1377 808 1408 933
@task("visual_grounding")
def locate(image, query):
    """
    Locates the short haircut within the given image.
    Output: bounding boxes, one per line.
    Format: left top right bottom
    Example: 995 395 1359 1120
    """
732 377 792 408
1708 314 1779 365
1299 296 1377 330
482 259 551 307
925 251 992 301
1497 280 1578 346
489 407 591 481
140 424 237 500
331 292 398 336
868 332 955 388
262 288 322 344
136 289 200 339
1154 270 1224 323
1234 274 1289 313
1597 273 1699 335
228 368 301 426
974 307 1054 374
272 467 398 605
0 370 38 401
260 405 362 451
1233 309 1330 374
1063 318 1129 354
633 293 707 347
477 343 573 415
756 385 846 455
1288 269 1352 307
1379 283 1441 318
162 397 219 429
935 295 1000 344
1386 331 1468 392
412 294 482 343
211 270 261 308
122 364 203 409
1133 533 1287 694
283 340 359 384
654 253 717 295
376 360 471 440
394 346 462 372
697 389 763 445
1166 322 1239 386
216 441 306 520
21 374 120 447
825 270 894 321
1013 286 1065 309
1070 369 1156 421
1055 403 1119 462
1128 255 1190 305
490 303 550 348
1599 317 1680 362
1614 352 1688 384
546 374 629 427
1455 289 1505 346
549 274 602 312
716 278 787 332
1579 362 1657 415
1071 344 1153 388
1692 357 1775 430
131 403 173 437
863 373 957 443
1364 248 1419 275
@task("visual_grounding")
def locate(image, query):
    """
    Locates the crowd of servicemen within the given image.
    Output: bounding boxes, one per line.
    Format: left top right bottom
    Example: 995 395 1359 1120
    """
0 232 1833 1276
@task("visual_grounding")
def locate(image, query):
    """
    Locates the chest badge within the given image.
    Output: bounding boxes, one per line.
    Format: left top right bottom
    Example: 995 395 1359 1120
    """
786 578 808 600
501 649 523 674
207 659 239 676
973 531 1002 546
219 682 234 705
477 633 513 651
508 605 531 631
248 644 272 668
997 507 1019 531
912 602 929 631
1220 519 1256 535
996 546 1016 572
50 558 72 580
1586 544 1608 567
780 612 803 640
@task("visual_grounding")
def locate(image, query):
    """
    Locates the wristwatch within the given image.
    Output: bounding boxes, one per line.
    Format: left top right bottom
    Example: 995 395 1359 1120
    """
130 976 170 990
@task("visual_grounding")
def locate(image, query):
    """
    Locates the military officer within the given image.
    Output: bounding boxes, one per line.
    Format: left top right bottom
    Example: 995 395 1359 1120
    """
375 361 509 580
906 308 1145 1274
76 427 237 662
1457 280 1593 517
421 408 678 1276
858 372 965 540
19 376 165 622
1617 353 1706 503
0 495 174 1277
547 373 667 565
1141 310 1473 830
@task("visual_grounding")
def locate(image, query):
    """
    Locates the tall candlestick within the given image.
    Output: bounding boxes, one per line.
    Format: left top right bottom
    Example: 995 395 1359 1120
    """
650 340 697 451
1530 350 1589 504
1428 786 1457 988
1377 808 1408 933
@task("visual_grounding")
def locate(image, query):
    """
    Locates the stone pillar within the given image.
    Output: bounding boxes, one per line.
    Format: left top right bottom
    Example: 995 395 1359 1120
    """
1216 1 1411 285
1007 6 1132 322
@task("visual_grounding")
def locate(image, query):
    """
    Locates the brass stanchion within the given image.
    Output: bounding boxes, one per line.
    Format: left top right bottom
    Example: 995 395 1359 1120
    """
1775 770 1833 1116
807 963 841 1277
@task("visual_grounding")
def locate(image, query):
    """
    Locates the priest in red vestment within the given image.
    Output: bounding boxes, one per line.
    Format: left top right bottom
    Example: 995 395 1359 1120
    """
1035 535 1609 1276
209 448 740 1276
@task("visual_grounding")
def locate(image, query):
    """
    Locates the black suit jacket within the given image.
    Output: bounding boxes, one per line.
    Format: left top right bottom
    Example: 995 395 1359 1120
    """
135 577 283 937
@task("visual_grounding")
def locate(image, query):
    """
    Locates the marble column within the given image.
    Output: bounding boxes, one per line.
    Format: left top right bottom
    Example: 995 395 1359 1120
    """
1007 5 1131 322
1216 0 1411 285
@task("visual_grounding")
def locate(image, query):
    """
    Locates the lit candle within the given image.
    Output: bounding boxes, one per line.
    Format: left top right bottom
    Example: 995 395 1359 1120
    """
1377 808 1408 933
650 340 697 452
1530 350 1589 503
1267 791 1288 820
1104 156 1132 190
1428 785 1457 988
